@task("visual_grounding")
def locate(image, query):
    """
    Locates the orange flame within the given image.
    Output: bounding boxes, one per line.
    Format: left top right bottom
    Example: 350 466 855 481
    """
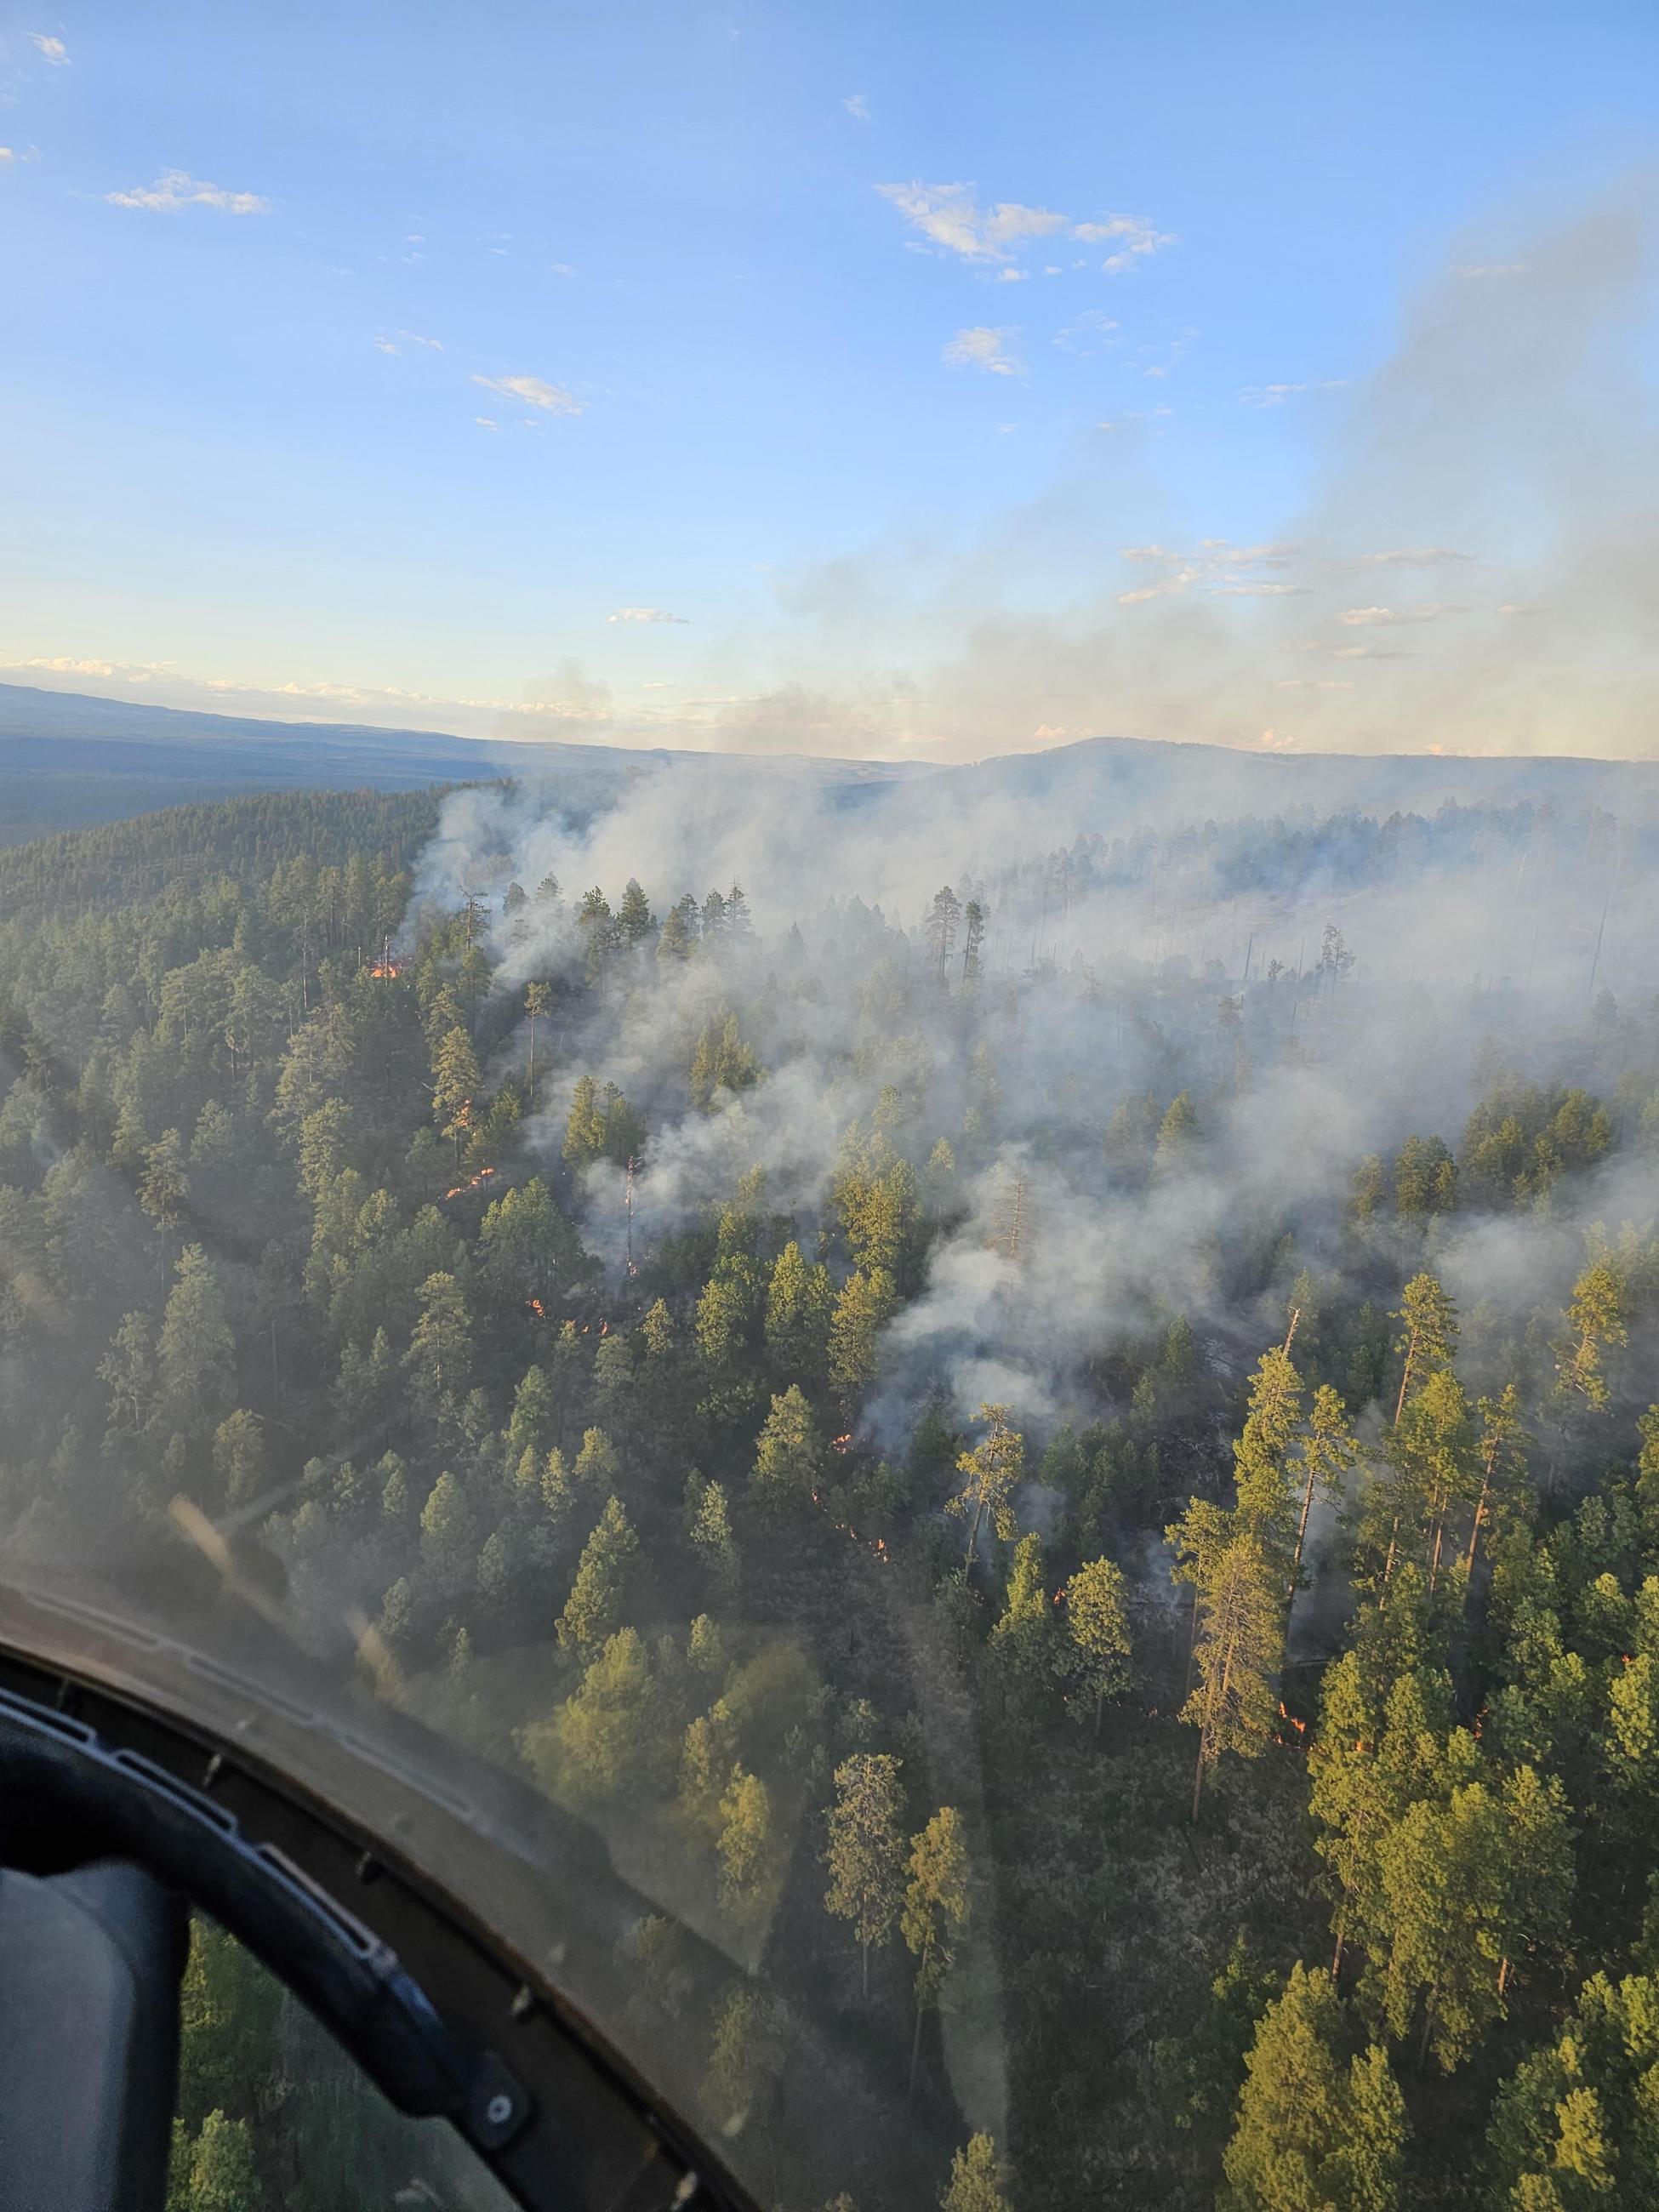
807 1483 890 1564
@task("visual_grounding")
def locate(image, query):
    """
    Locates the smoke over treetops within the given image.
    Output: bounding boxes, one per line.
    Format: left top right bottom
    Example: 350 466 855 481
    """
413 731 1659 1443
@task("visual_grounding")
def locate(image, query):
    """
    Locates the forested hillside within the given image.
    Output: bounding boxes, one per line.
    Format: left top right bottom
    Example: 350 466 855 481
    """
3 772 1659 2209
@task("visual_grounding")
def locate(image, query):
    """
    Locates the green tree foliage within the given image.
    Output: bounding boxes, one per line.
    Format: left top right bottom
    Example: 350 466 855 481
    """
939 2134 1011 2212
1222 1963 1405 2212
563 1075 643 1168
902 1806 970 2091
1065 1554 1134 1734
616 877 656 947
1557 1251 1629 1411
557 1495 638 1650
1394 1133 1457 1220
212 1409 265 1509
479 1178 583 1308
752 1383 820 1510
402 1270 470 1418
1373 1764 1572 2072
1391 1273 1459 1427
430 1023 480 1161
1154 1090 1199 1172
100 1308 156 1434
573 1426 621 1494
701 1981 778 2135
824 1752 906 1998
925 886 962 977
1486 1971 1659 2207
168 2109 262 2212
524 1627 657 1799
139 1126 191 1251
522 978 550 1090
828 1268 896 1396
835 1145 923 1282
1462 1078 1613 1209
157 1244 236 1438
689 1009 761 1109
1290 1384 1357 1599
688 1476 739 1598
950 1403 1024 1572
764 1239 835 1376
1230 1345 1305 1569
716 1764 773 1918
418 1468 476 1576
989 1531 1052 1687
1180 1533 1282 1821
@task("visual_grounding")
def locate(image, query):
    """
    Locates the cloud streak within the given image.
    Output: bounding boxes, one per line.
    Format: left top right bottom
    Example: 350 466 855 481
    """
878 182 1173 272
470 372 584 415
944 326 1024 377
105 170 268 214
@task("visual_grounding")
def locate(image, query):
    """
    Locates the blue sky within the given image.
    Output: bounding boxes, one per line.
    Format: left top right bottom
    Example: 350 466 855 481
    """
3 2 1657 758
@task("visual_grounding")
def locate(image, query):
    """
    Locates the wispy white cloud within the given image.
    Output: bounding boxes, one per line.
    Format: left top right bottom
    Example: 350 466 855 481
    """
1141 328 1196 379
1096 406 1172 430
473 416 499 430
1073 212 1177 272
607 607 690 624
843 92 872 123
1117 539 1298 606
943 325 1024 376
470 371 583 415
877 183 1175 275
0 148 14 165
105 169 268 214
1238 379 1348 407
1356 546 1474 567
29 31 67 63
373 336 399 355
1337 602 1461 626
1052 308 1119 355
400 330 443 350
3 653 123 677
877 181 1068 262
1117 578 1190 604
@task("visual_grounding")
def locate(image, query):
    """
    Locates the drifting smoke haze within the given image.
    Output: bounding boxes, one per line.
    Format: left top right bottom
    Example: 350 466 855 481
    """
411 713 1659 1460
468 181 1659 765
13 184 1658 767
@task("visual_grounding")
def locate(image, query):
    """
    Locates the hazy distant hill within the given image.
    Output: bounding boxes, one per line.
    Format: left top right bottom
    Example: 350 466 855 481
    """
0 683 926 845
1 681 1656 848
946 731 1659 826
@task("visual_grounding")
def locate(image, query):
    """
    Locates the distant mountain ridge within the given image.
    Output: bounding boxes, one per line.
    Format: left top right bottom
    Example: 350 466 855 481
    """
0 681 1656 847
